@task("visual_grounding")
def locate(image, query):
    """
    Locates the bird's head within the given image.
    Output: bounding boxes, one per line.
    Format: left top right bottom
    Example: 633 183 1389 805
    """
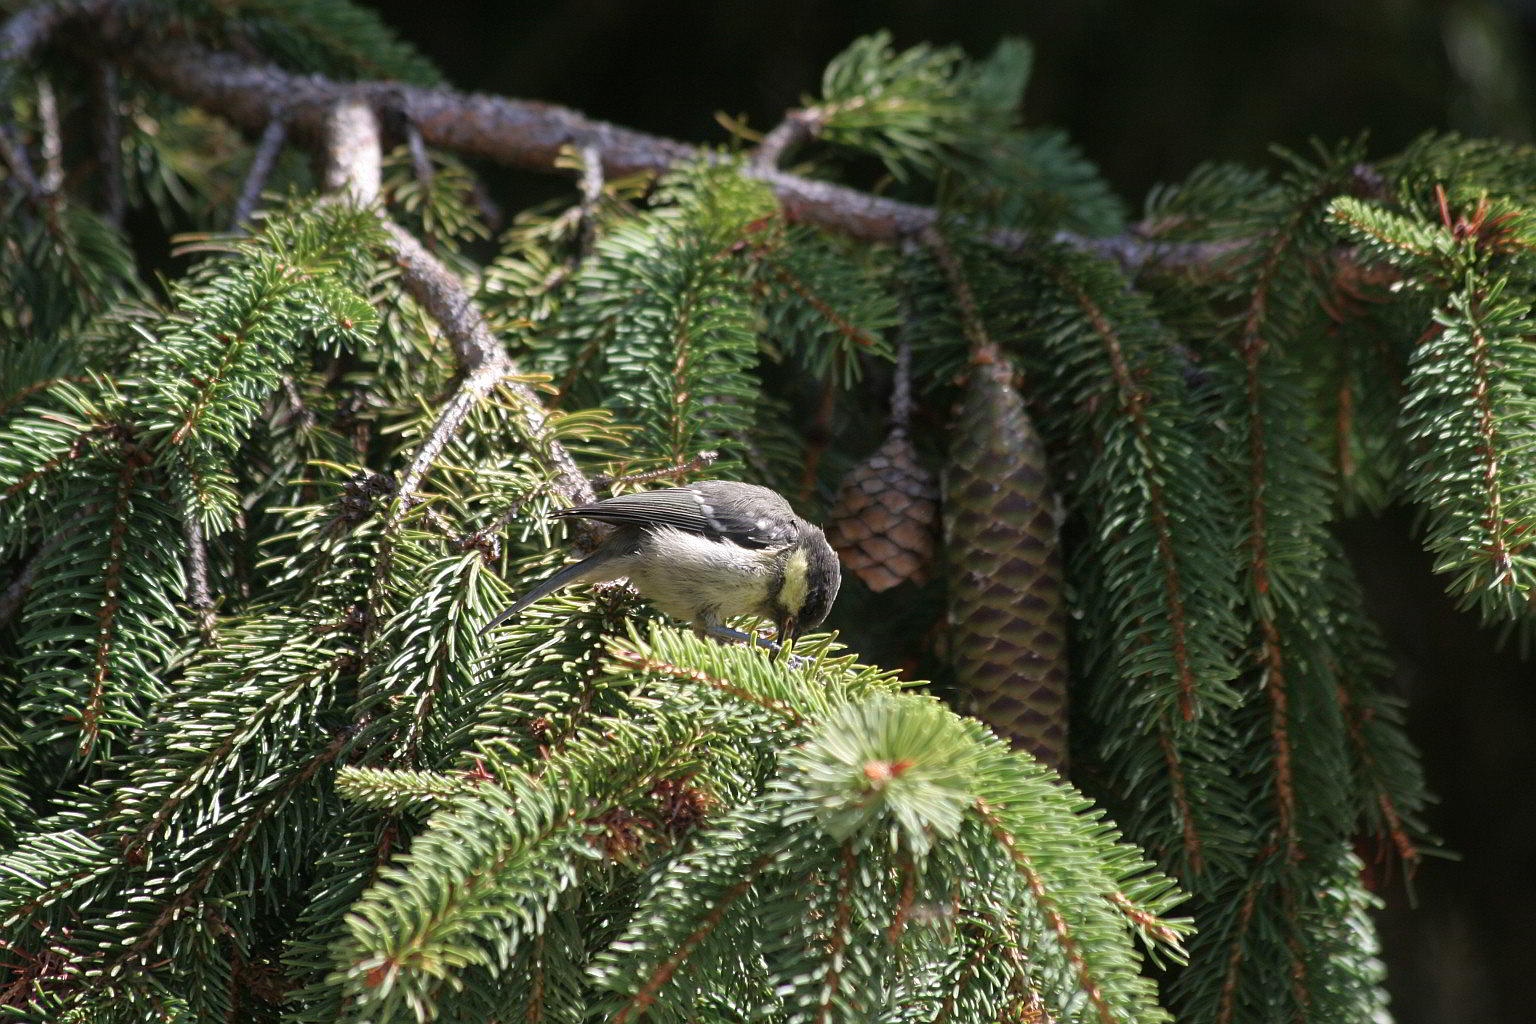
773 525 842 645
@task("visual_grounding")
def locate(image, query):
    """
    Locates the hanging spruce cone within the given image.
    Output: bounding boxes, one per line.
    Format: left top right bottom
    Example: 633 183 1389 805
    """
943 349 1070 769
826 428 938 591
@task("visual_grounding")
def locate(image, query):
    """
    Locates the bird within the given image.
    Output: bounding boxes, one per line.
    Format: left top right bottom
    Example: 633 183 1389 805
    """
480 480 841 646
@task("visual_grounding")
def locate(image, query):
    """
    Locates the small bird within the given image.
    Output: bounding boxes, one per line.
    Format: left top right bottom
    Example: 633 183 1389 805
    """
481 480 841 645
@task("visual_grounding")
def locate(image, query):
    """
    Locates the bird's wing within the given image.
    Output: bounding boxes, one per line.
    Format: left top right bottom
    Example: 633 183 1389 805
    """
550 483 797 549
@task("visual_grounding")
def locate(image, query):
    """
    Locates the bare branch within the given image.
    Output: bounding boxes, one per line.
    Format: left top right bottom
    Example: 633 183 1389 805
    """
36 75 63 193
890 336 914 428
324 95 381 205
3 1 1236 271
404 117 434 190
591 450 719 492
576 142 603 258
92 63 124 226
0 521 81 627
751 108 820 171
314 97 595 515
87 26 1226 270
182 514 216 641
0 121 43 201
381 220 596 511
321 98 478 521
231 110 288 230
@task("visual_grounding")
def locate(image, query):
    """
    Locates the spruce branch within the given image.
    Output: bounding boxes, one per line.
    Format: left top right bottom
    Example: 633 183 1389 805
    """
1336 684 1421 871
1020 248 1251 881
609 648 804 724
924 226 993 355
609 850 780 1024
1051 261 1200 723
975 798 1116 1024
1214 865 1266 1024
98 728 352 992
1226 173 1349 860
80 450 140 758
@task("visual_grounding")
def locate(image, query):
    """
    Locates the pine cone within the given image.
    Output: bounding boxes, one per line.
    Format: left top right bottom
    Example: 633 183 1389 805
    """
943 354 1070 769
826 428 938 591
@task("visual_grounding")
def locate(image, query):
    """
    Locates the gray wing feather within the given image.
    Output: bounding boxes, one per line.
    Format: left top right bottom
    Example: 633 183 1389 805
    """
550 482 798 548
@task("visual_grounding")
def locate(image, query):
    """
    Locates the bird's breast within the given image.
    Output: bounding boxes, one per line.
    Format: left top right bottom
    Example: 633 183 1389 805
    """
625 527 781 623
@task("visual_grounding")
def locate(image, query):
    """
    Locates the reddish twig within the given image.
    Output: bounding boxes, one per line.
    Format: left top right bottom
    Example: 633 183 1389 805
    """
610 648 803 722
976 799 1115 1024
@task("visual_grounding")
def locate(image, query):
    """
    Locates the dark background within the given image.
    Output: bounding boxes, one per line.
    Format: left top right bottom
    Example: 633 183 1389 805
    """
359 2 1536 1021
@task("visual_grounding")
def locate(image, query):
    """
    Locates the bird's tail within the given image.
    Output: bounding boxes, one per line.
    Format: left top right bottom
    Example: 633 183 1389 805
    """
479 554 606 636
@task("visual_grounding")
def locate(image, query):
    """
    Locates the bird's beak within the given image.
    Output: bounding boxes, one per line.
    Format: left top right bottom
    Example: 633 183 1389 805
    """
775 614 797 648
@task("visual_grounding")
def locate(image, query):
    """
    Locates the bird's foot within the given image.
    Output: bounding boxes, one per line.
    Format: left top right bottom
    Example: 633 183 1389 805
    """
702 624 776 649
700 624 810 667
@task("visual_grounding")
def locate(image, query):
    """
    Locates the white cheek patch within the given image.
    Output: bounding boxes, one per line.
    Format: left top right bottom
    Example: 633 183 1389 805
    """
780 547 810 615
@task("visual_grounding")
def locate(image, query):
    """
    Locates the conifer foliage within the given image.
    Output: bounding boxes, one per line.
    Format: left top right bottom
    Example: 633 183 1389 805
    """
0 1 1494 1021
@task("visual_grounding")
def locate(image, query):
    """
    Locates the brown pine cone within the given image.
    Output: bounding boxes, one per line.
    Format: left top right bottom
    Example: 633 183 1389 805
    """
826 429 938 592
